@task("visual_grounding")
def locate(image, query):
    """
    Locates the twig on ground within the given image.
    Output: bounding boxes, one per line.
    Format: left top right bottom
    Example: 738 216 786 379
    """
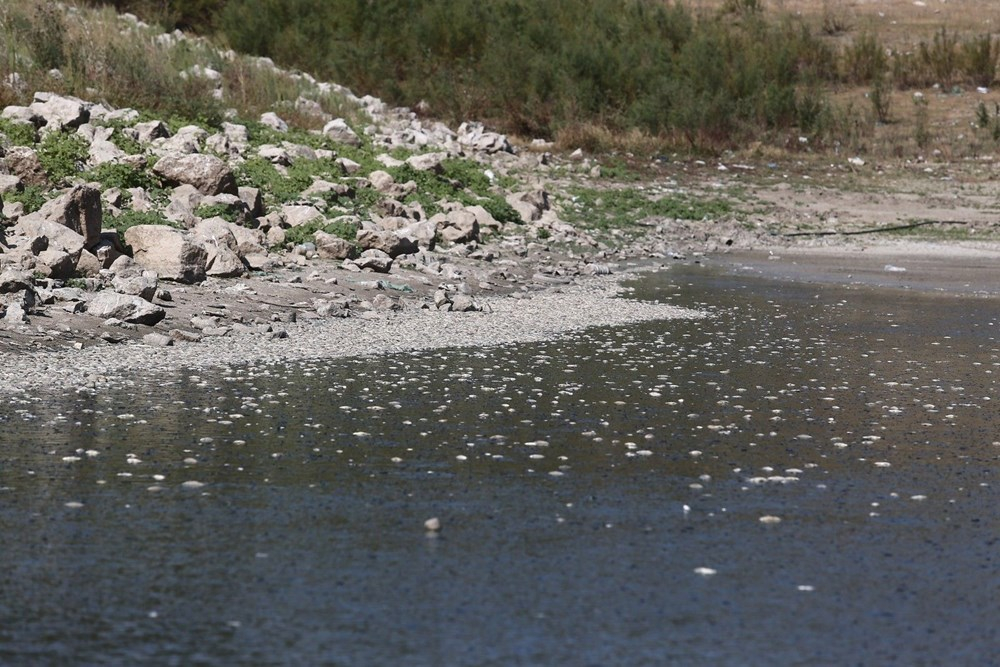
783 220 968 238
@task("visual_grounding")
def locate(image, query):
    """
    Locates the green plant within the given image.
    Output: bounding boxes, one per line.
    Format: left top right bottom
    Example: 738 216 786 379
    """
962 33 998 88
84 161 158 191
914 95 930 149
4 186 47 213
283 217 359 248
0 118 38 146
842 33 887 84
37 130 89 182
868 75 893 124
106 210 180 244
563 186 732 230
920 28 960 87
25 2 66 71
235 156 345 204
195 202 240 223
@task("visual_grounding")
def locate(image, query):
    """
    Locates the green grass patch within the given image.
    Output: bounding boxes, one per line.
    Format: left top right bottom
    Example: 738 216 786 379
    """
236 156 345 204
283 218 359 251
564 187 733 230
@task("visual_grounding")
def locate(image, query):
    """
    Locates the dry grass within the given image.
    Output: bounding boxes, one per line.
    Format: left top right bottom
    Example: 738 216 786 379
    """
694 0 1000 48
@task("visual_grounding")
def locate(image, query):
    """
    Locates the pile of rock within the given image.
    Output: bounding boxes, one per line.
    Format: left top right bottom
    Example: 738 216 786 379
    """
0 81 613 347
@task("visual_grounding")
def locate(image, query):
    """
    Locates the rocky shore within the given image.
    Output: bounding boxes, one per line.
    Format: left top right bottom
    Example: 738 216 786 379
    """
0 78 717 394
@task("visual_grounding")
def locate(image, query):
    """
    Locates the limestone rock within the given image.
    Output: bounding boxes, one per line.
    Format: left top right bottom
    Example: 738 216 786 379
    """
314 231 355 260
405 152 447 173
436 209 480 243
356 229 419 258
29 93 90 130
260 112 288 133
86 291 165 325
133 120 170 144
457 121 512 154
35 248 79 279
506 190 549 223
354 248 393 273
0 174 24 194
281 205 324 227
153 153 238 196
322 118 361 146
192 218 246 277
2 146 48 187
19 185 103 247
124 225 207 283
112 270 158 301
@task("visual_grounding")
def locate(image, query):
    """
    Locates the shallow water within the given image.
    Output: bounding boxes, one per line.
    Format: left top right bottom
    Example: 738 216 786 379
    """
2 265 999 665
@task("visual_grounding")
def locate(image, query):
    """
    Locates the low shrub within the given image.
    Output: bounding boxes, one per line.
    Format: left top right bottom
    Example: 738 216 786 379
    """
0 119 39 146
195 202 240 222
106 209 180 244
283 217 358 248
37 130 89 182
84 161 158 191
3 185 47 214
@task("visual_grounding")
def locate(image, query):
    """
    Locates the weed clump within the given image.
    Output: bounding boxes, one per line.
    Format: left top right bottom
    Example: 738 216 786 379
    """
37 130 89 183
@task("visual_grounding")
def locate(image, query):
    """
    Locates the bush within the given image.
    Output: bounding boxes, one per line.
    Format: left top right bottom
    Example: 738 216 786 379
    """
4 185 47 214
283 218 358 249
37 130 89 182
962 34 998 88
106 209 179 244
84 161 158 191
842 33 887 85
0 119 39 146
195 202 240 222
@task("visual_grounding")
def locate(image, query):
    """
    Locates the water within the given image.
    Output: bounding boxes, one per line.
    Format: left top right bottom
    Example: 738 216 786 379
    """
2 264 999 665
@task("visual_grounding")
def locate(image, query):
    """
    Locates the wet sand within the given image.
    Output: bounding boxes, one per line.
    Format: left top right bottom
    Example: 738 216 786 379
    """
719 241 1000 296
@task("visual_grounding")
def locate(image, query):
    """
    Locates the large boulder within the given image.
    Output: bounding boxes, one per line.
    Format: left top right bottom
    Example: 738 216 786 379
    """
2 146 48 187
398 220 437 250
322 118 361 146
15 219 86 257
457 121 513 154
405 152 447 173
506 190 549 223
29 93 91 130
435 209 479 243
85 291 165 325
18 185 103 248
281 204 324 228
356 229 418 258
152 154 238 196
314 231 355 259
112 270 158 302
354 248 393 273
192 218 246 277
124 225 207 283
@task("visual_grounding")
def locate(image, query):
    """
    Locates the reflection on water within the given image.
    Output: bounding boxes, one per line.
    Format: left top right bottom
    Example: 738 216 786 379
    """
2 265 999 665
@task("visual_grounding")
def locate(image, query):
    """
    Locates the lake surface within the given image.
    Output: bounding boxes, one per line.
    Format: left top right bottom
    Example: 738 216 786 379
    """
2 263 998 665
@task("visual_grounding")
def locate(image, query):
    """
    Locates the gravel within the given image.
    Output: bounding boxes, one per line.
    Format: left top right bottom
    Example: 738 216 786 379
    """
0 274 704 395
